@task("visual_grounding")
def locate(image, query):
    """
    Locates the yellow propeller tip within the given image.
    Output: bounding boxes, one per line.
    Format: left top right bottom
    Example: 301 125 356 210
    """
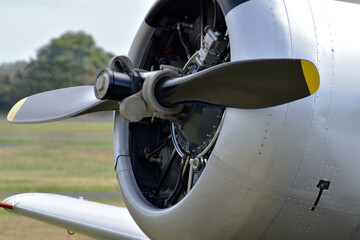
7 97 28 123
301 60 320 95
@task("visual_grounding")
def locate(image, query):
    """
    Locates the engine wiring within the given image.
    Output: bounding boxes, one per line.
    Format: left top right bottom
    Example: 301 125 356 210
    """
153 149 178 195
176 24 192 59
213 0 217 28
144 135 172 159
131 0 230 209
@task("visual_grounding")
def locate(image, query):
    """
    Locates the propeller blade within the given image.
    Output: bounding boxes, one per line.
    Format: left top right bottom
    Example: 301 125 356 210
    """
155 59 319 109
7 86 119 124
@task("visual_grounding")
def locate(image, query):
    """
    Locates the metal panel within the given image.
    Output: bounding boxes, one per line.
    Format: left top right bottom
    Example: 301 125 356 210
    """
262 201 359 239
225 0 291 61
266 0 318 187
116 149 272 240
113 111 130 160
310 0 360 203
213 106 288 182
127 21 156 68
284 0 317 62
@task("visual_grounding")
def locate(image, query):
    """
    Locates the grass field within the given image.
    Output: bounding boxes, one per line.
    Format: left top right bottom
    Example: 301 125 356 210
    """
0 116 125 239
0 119 113 137
0 119 117 192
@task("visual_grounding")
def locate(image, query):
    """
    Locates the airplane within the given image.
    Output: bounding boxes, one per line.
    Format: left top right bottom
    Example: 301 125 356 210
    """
1 0 360 239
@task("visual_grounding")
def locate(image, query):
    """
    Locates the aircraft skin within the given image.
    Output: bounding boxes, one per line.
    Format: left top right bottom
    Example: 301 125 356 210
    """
2 0 360 239
119 0 360 239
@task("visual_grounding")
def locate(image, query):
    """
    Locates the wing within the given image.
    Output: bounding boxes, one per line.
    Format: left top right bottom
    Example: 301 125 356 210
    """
335 0 360 4
1 193 148 240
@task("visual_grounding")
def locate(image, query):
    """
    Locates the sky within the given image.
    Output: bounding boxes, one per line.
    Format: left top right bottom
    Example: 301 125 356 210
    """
0 0 155 64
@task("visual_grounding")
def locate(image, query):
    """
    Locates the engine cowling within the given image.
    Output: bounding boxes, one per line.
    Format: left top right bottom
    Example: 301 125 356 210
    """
115 0 318 239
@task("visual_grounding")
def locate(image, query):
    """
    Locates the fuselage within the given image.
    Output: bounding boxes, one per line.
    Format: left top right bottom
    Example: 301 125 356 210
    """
116 0 360 239
217 0 360 238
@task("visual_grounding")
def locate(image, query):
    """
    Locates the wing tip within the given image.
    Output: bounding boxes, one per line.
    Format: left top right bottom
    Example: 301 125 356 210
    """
0 201 13 209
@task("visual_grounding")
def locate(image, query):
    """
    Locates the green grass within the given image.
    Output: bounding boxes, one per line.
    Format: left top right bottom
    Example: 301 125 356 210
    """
0 120 113 137
0 212 95 240
0 118 126 239
0 119 118 192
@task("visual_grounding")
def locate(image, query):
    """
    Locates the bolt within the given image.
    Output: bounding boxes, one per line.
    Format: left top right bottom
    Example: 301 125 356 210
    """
192 158 200 170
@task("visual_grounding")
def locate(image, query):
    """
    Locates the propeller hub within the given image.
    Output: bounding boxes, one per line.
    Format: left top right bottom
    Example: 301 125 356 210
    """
94 68 132 101
95 70 110 99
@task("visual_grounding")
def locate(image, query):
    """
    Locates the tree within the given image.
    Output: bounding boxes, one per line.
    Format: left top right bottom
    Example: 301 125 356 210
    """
0 31 114 111
24 31 113 95
0 62 27 111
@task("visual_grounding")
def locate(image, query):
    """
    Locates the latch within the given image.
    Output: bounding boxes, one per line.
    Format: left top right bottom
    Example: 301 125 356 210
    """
311 180 330 211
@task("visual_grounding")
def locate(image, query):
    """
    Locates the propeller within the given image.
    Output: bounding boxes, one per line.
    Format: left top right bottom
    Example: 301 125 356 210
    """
7 86 119 124
7 58 319 124
155 59 319 109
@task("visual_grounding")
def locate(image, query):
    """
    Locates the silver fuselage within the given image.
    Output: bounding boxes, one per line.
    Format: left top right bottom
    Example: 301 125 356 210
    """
115 0 360 239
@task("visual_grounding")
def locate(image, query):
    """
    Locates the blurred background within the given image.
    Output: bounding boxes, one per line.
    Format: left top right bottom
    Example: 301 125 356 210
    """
0 0 154 239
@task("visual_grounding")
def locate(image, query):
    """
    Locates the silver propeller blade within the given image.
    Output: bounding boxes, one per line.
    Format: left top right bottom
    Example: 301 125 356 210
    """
7 86 119 124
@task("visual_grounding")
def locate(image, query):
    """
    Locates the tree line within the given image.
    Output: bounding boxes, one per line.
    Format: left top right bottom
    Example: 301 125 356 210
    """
0 31 113 111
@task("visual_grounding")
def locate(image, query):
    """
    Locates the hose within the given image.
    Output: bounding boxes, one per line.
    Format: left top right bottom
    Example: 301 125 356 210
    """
177 24 191 59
